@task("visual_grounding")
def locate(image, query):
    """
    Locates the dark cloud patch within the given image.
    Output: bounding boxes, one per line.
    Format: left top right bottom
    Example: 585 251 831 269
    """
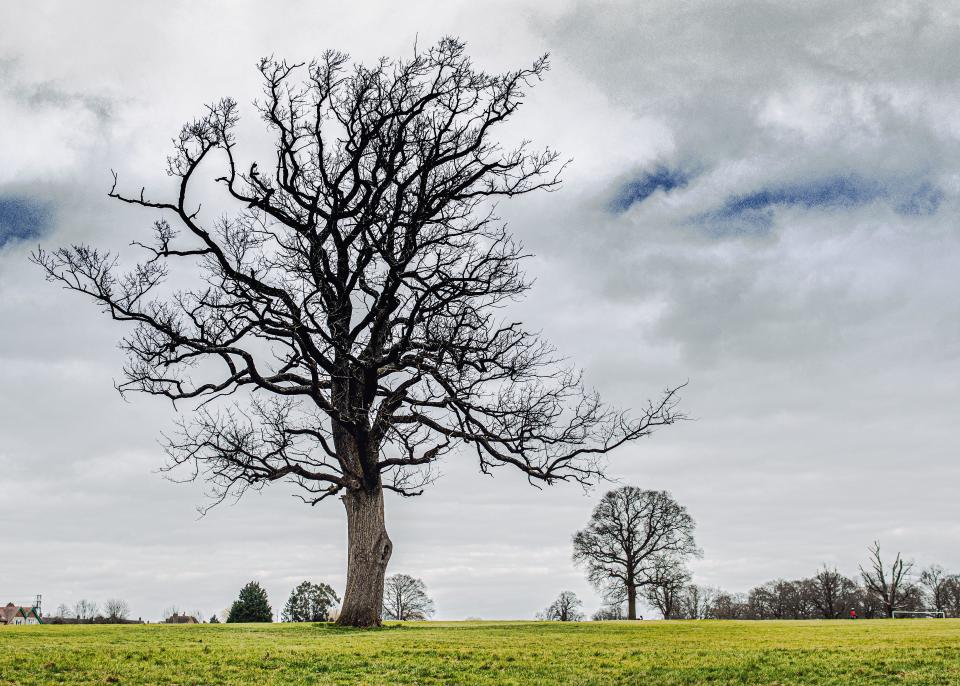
21 82 113 123
610 165 692 213
0 196 52 247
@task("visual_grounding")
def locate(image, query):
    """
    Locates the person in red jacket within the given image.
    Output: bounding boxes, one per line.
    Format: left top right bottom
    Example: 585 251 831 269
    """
850 609 857 620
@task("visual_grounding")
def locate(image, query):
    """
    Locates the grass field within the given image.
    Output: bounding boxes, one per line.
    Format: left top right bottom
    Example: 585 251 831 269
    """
2 619 960 685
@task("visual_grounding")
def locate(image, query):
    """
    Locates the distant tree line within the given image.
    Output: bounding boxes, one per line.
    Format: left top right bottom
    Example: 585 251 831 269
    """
41 574 435 625
43 599 142 624
570 486 958 622
606 542 960 621
222 574 434 623
658 571 957 620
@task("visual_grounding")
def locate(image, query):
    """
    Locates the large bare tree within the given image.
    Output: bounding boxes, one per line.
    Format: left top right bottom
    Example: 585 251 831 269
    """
859 541 913 618
33 39 681 627
573 487 698 620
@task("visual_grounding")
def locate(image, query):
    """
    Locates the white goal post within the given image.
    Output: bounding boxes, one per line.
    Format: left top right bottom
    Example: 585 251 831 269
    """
892 610 946 619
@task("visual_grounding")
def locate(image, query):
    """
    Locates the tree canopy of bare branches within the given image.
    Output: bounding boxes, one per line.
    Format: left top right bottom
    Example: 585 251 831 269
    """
804 566 859 619
642 555 691 619
382 574 434 621
539 591 584 622
33 37 681 627
919 565 952 614
103 599 130 621
573 487 698 620
677 585 718 620
73 599 98 623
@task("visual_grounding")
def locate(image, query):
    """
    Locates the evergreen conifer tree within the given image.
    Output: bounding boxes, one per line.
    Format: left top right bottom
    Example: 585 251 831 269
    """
226 581 273 622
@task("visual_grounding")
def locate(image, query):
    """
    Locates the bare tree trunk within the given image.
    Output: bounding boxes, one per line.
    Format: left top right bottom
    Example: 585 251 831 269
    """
627 584 637 620
336 487 393 627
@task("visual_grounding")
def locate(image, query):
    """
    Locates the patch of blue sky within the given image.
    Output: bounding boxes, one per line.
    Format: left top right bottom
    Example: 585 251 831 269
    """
719 175 885 217
0 196 52 248
894 181 943 217
696 175 943 236
610 165 692 213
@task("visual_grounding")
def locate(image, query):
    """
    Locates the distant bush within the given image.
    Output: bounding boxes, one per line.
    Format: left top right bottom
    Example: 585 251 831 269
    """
282 581 340 622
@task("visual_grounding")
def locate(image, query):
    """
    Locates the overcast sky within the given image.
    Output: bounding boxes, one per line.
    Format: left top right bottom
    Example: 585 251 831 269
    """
2 0 959 621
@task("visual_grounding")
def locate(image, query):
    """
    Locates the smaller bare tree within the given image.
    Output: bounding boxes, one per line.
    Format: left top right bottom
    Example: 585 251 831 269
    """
942 576 960 618
73 599 98 623
573 487 698 619
103 599 130 622
382 574 434 621
539 591 584 621
678 585 717 620
859 541 913 618
919 565 950 613
806 566 857 619
642 555 690 619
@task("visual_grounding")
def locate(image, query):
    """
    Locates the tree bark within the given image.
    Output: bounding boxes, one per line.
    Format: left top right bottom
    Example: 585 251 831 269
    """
627 584 637 620
336 487 393 627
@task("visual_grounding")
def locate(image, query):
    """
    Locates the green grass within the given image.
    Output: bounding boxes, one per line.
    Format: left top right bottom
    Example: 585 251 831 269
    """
2 619 960 685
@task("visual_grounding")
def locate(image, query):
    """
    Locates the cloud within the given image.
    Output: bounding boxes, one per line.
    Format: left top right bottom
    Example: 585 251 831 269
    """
0 196 53 247
518 0 960 595
17 81 112 123
0 59 114 186
4 0 960 623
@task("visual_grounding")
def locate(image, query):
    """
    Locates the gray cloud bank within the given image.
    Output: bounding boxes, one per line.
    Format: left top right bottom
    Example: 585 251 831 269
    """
2 0 959 620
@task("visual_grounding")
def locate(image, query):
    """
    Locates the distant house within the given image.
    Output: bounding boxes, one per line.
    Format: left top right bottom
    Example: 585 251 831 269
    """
1 603 42 625
164 613 198 624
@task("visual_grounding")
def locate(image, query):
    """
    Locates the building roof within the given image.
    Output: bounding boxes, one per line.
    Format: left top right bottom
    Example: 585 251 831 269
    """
0 603 42 624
